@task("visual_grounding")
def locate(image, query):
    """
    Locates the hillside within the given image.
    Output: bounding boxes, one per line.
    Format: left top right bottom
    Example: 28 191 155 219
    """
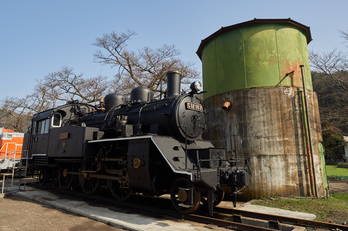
312 71 348 161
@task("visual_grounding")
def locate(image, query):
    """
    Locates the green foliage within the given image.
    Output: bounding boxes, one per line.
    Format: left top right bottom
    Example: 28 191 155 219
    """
312 71 348 162
322 133 345 161
326 165 348 176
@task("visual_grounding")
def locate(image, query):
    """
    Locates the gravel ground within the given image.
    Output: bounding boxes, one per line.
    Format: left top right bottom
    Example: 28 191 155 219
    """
328 180 348 193
0 179 347 231
0 194 124 231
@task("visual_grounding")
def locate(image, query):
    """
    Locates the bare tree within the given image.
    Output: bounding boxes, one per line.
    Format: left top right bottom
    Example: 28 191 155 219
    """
309 29 348 93
1 97 34 132
2 31 201 132
309 49 348 92
40 67 109 105
339 29 348 44
1 67 110 132
93 30 200 97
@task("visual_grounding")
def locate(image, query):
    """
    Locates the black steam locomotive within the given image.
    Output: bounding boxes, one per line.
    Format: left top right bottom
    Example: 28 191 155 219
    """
22 71 249 215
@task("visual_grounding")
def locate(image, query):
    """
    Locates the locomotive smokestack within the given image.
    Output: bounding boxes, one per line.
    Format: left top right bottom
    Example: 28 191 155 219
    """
166 71 181 98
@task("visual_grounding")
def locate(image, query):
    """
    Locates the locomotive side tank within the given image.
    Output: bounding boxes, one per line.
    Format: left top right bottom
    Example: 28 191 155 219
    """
22 71 250 215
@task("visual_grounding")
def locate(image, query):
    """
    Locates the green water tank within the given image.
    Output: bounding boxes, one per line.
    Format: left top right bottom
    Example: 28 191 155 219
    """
197 19 312 100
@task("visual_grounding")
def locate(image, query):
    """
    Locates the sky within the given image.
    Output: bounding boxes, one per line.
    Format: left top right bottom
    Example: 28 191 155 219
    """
1 0 348 102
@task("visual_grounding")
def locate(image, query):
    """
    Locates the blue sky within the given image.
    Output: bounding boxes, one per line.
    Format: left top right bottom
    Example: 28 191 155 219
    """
1 1 347 101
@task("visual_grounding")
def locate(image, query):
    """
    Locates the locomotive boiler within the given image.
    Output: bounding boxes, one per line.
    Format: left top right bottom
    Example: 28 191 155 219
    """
22 71 250 215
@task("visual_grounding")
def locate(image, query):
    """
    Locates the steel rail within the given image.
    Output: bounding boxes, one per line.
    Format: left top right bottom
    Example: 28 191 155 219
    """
184 213 277 231
214 206 348 231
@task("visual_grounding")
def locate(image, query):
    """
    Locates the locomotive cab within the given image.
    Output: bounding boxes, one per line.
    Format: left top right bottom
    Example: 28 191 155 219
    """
23 103 95 173
27 110 57 163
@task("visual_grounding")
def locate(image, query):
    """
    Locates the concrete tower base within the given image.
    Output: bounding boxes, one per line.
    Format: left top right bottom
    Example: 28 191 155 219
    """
203 86 327 200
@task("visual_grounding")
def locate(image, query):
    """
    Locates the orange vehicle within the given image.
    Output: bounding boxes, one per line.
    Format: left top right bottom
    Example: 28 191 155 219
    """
0 128 24 171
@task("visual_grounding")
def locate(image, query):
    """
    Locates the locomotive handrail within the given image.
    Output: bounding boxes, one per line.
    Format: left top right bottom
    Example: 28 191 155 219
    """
5 150 22 160
0 142 22 171
195 150 202 180
198 157 245 165
0 142 22 155
0 148 28 194
137 103 149 124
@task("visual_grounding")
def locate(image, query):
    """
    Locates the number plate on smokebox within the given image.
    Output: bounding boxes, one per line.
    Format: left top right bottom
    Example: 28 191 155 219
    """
185 102 203 112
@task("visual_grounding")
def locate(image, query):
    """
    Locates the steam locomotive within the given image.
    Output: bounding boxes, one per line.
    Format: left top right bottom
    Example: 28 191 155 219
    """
22 71 249 215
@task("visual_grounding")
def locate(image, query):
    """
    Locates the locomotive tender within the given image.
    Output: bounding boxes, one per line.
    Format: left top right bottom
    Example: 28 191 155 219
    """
22 71 249 215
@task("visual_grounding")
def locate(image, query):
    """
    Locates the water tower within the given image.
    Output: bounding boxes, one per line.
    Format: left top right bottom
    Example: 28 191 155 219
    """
197 19 328 199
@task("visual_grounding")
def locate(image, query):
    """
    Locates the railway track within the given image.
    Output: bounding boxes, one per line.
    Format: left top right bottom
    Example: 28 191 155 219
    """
23 182 348 231
184 206 348 231
213 206 348 230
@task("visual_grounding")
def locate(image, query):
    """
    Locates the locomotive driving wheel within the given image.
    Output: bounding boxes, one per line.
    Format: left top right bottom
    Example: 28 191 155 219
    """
170 177 201 214
80 174 101 195
38 170 48 185
58 164 75 190
108 178 132 201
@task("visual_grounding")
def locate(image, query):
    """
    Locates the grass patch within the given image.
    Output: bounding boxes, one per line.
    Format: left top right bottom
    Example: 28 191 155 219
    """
326 165 348 180
326 165 348 177
252 193 348 224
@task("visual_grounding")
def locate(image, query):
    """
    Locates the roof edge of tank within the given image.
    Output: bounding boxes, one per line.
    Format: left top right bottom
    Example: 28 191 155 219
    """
196 18 312 60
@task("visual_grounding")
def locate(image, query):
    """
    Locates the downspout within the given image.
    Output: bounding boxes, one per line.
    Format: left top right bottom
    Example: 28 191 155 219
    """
300 65 318 197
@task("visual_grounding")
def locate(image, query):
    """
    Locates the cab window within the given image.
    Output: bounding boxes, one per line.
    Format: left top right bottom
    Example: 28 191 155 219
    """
52 113 62 127
37 119 50 134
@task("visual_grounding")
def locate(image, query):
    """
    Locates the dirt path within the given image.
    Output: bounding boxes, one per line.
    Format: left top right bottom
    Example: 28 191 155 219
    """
0 195 123 231
328 180 348 193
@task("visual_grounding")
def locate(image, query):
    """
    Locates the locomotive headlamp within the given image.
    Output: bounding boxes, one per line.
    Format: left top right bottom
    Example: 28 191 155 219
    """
190 81 202 93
